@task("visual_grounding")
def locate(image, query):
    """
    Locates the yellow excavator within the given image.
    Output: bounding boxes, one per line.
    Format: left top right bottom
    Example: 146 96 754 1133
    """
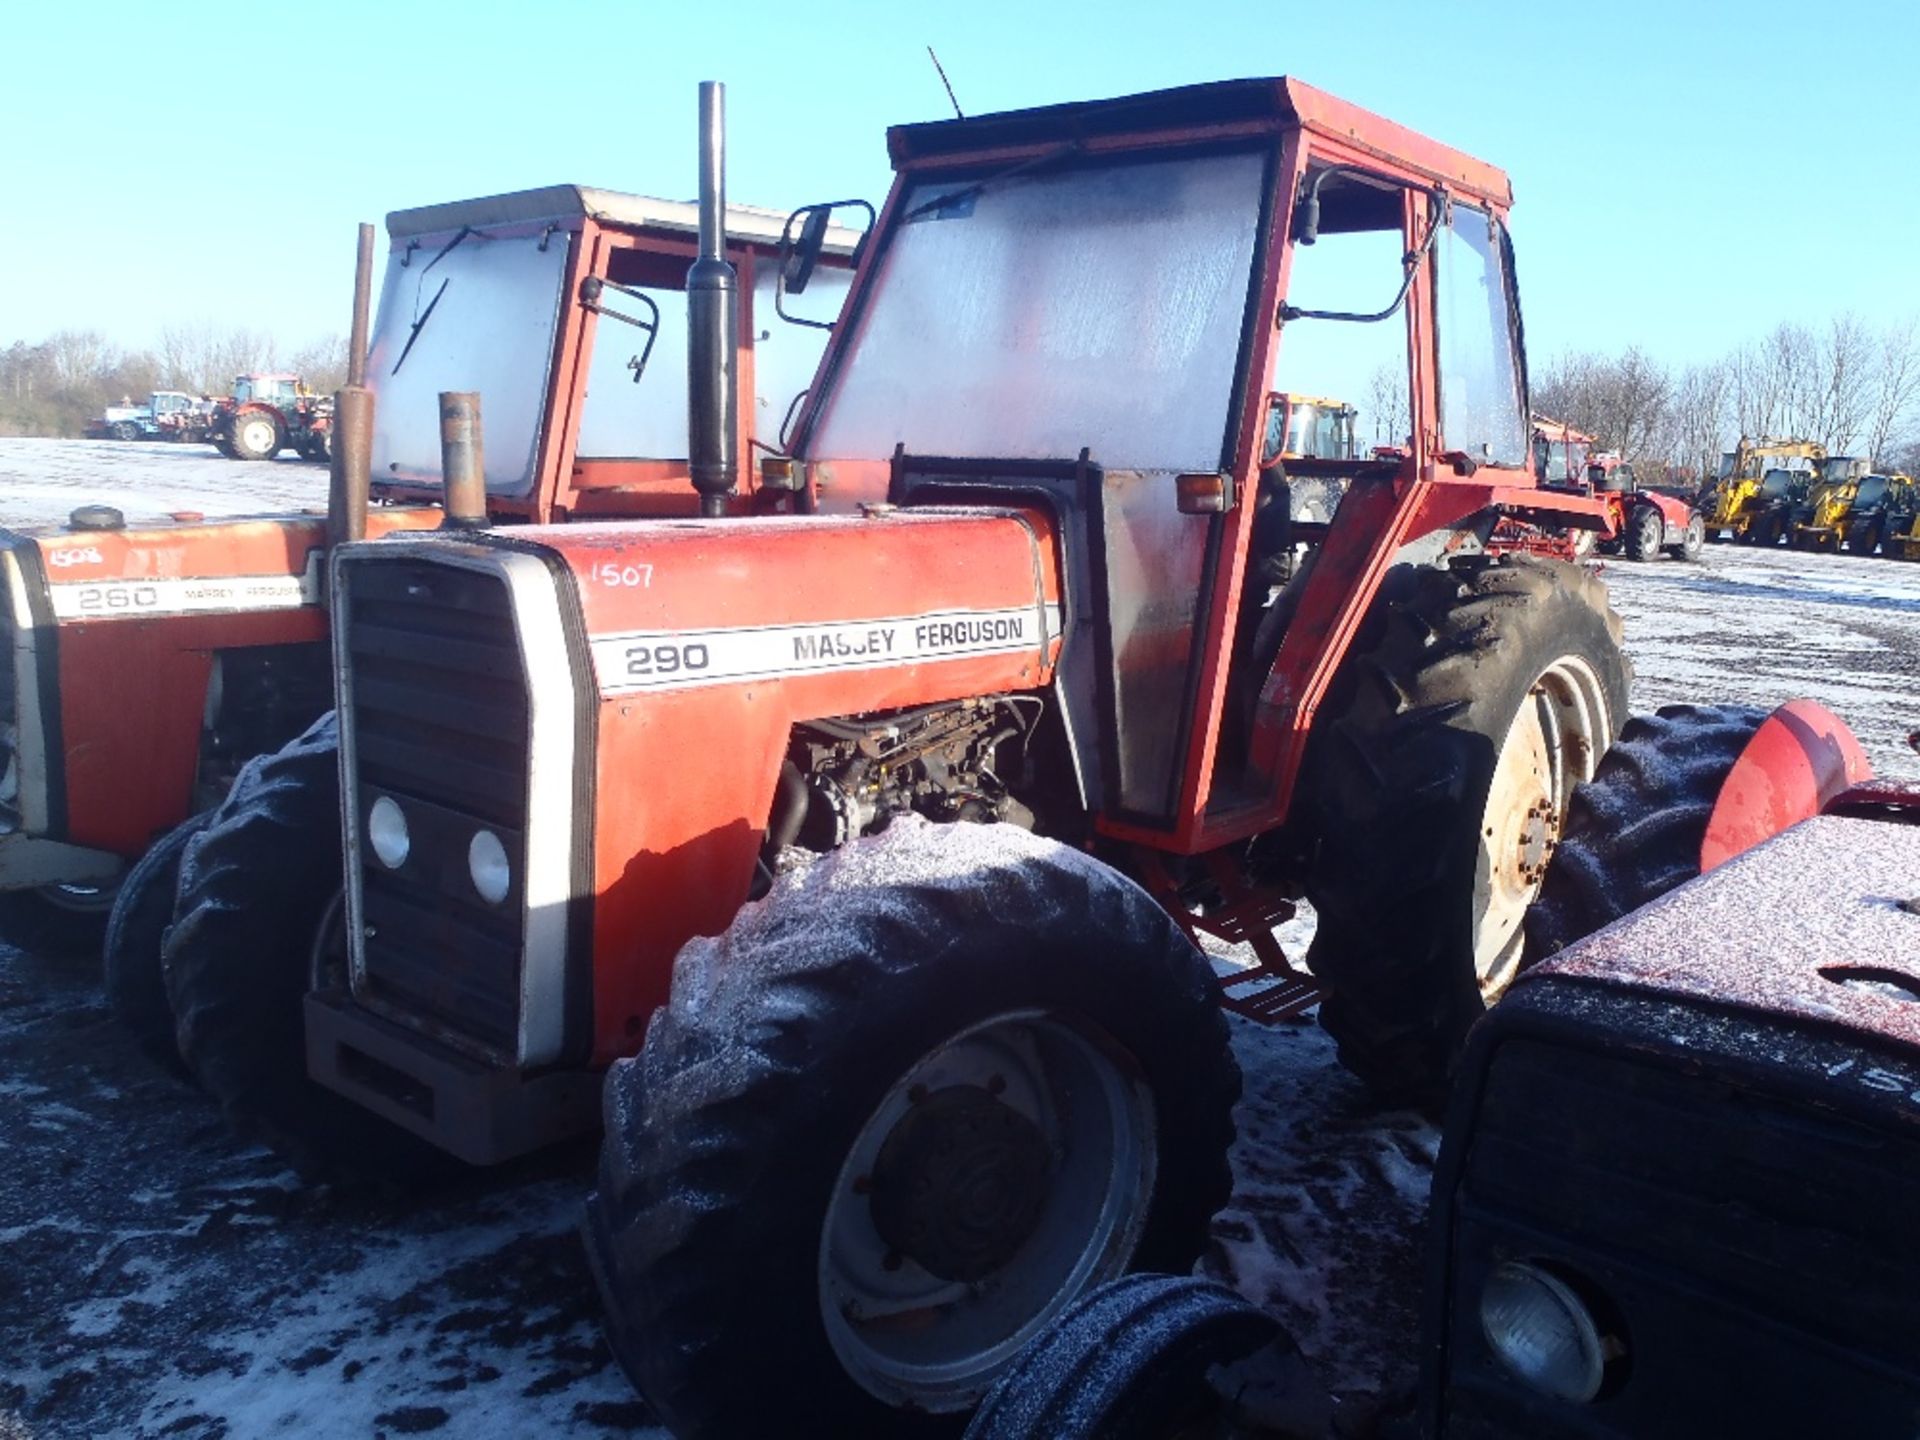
1791 460 1903 552
1702 437 1824 542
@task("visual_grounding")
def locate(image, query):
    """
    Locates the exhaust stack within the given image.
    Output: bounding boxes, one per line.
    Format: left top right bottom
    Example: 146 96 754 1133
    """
687 80 739 518
327 222 377 549
438 392 488 529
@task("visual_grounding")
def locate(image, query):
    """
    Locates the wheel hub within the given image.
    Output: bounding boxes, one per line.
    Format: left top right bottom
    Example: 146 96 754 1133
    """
868 1083 1051 1283
1514 798 1558 887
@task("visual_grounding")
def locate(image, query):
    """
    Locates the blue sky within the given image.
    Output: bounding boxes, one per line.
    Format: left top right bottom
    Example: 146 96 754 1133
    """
3 0 1913 367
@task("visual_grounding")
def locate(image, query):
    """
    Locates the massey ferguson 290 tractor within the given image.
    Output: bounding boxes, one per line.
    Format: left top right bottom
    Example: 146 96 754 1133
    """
162 79 1623 1436
0 184 851 1019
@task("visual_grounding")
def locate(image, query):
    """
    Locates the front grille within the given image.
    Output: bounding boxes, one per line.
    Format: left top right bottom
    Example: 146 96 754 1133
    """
344 557 529 1057
1439 988 1920 1434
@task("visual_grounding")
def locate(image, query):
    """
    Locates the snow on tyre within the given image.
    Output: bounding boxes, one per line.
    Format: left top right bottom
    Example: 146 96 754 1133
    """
963 1274 1291 1440
583 816 1240 1440
163 713 448 1181
1526 703 1768 960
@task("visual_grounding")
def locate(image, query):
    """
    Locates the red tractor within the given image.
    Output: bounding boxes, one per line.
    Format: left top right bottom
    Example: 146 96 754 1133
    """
204 373 333 462
161 79 1623 1436
967 703 1920 1440
0 179 854 1022
1586 455 1704 561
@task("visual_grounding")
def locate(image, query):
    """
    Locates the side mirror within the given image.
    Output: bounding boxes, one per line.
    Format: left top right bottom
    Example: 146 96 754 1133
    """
775 200 875 330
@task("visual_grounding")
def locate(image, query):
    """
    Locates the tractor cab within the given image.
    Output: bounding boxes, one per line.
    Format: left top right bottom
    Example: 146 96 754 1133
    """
231 374 305 405
366 185 859 521
1588 457 1633 493
787 78 1605 836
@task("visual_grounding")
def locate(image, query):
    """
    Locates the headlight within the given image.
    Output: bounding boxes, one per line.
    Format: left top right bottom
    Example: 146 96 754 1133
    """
1478 1261 1608 1402
367 795 410 869
468 829 511 905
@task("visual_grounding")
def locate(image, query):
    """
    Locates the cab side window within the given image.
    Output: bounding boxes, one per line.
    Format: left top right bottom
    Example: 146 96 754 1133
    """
1437 206 1527 467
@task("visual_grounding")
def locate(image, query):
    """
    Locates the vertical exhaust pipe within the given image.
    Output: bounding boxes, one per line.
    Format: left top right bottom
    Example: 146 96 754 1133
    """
688 80 739 518
438 392 488 529
327 221 377 549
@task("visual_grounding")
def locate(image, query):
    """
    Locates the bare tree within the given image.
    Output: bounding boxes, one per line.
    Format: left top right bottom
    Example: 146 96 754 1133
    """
1364 361 1411 448
285 334 349 394
157 322 280 395
1811 312 1874 454
1865 316 1920 467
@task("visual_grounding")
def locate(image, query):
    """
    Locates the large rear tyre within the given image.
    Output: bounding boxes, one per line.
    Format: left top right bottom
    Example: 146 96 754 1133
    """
228 407 284 462
103 812 212 1073
585 817 1240 1440
163 713 444 1180
963 1274 1309 1440
0 878 122 961
1300 557 1630 1102
1525 703 1768 960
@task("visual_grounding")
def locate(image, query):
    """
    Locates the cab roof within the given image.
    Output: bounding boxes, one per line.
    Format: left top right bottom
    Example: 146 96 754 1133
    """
387 185 863 255
888 77 1512 208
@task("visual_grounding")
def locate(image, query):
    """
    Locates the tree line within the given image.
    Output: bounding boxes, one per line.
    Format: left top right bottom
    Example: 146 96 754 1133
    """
0 326 347 439
1532 313 1920 483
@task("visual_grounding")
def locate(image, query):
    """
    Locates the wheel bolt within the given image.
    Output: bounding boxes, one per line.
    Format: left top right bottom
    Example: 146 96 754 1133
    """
908 1084 928 1105
882 1251 904 1273
987 1074 1007 1095
852 1174 872 1195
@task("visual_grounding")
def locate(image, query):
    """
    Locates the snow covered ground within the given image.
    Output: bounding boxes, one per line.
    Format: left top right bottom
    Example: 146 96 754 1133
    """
0 438 329 529
1 444 1917 1438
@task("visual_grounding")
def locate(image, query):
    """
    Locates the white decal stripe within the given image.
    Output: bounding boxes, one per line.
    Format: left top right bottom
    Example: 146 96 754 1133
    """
591 604 1061 695
48 568 319 620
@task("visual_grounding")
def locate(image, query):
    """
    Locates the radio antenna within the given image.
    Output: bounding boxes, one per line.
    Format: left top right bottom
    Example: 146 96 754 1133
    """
927 46 965 120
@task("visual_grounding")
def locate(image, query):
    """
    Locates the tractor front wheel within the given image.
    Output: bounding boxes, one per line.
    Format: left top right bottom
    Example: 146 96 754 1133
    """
1845 517 1883 556
1300 557 1630 1101
1526 704 1768 959
163 713 446 1180
1669 511 1705 562
228 408 284 462
585 816 1239 1439
1623 503 1664 561
103 813 212 1073
0 878 123 961
963 1274 1313 1440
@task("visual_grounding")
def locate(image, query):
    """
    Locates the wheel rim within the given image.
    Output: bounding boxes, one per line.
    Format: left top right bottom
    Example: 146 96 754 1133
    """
239 418 275 454
37 878 119 914
1474 656 1612 1000
818 1009 1156 1414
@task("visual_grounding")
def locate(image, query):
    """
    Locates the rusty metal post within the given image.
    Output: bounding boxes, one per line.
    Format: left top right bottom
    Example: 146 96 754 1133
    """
687 80 739 518
327 222 378 550
438 392 488 529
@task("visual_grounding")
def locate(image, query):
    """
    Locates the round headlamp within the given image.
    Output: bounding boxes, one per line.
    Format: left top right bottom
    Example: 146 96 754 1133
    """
367 795 410 870
469 829 511 905
1478 1260 1608 1403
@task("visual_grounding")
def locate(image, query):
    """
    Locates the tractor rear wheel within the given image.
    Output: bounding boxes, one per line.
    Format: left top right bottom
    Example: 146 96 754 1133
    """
1670 511 1705 562
1301 557 1630 1102
110 421 139 441
962 1274 1313 1440
1525 704 1768 960
0 879 122 961
585 816 1239 1440
229 407 284 462
164 713 446 1180
1623 503 1664 561
103 813 211 1073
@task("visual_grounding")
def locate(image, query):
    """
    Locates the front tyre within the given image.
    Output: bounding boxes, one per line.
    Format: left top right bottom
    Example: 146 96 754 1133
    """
963 1274 1299 1440
103 812 212 1072
1301 557 1630 1101
0 878 122 961
163 713 444 1180
1525 703 1767 959
1671 511 1705 561
585 817 1239 1439
228 407 284 462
